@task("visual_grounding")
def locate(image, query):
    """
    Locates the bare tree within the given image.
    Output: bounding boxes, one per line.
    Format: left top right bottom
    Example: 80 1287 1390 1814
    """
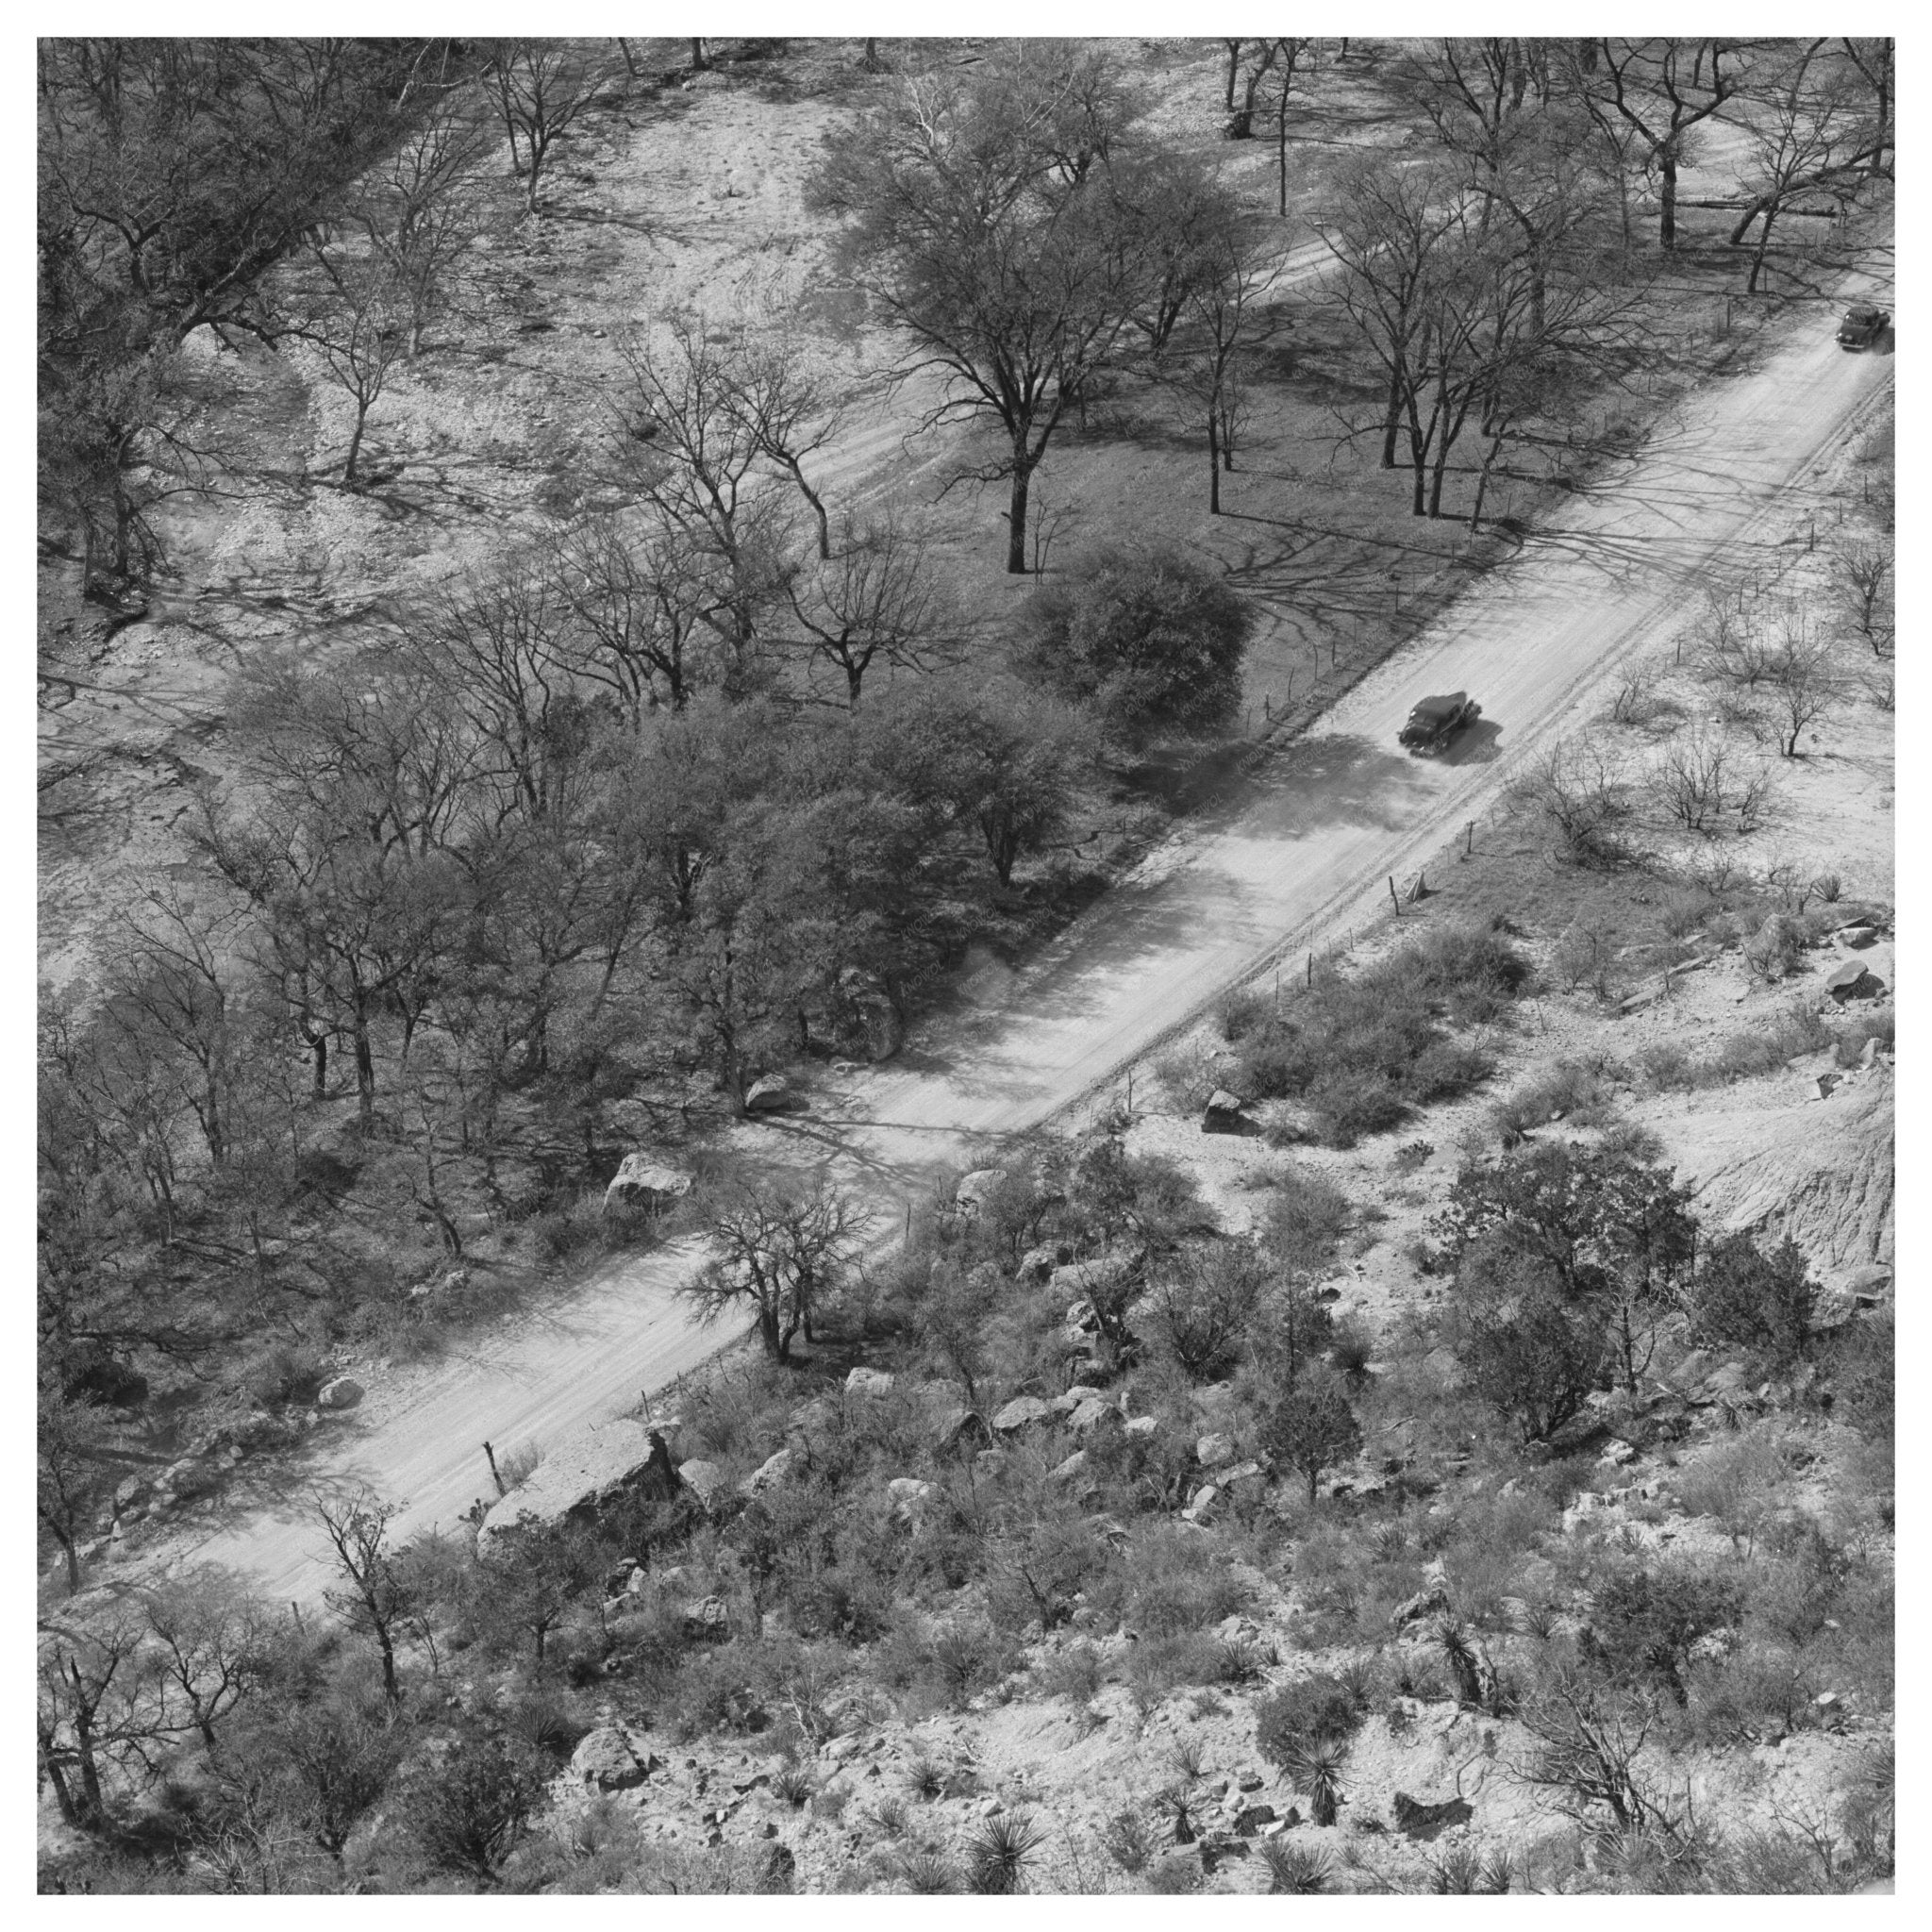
553 512 736 716
1757 626 1842 758
785 511 947 704
1571 39 1739 251
682 1175 874 1361
1510 742 1635 867
136 1567 272 1754
283 239 408 487
1267 38 1317 215
353 96 491 355
1829 535 1892 654
1220 39 1279 139
808 44 1150 574
38 1601 175 1830
1727 42 1882 292
1650 726 1771 834
487 40 608 215
315 1491 412 1707
1174 223 1281 513
609 312 792 652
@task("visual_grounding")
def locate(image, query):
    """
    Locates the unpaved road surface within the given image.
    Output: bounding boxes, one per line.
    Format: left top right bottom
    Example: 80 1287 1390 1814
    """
184 287 1891 1604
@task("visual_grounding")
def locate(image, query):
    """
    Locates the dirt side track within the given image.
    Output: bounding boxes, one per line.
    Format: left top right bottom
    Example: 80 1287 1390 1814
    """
181 287 1891 1605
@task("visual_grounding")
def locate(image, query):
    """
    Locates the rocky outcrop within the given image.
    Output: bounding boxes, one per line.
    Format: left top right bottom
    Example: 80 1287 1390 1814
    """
316 1377 365 1410
1392 1792 1474 1839
477 1419 689 1548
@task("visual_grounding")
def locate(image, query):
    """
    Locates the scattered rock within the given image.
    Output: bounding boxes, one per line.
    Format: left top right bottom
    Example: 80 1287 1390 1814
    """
1069 1398 1119 1436
601 1156 694 1216
316 1376 364 1411
1844 1262 1892 1309
844 1367 895 1397
1392 1792 1474 1840
1814 1071 1842 1101
1195 1433 1237 1469
1390 1577 1452 1632
675 1458 727 1510
934 1407 991 1453
1124 1415 1158 1439
887 1476 934 1524
1233 1805 1277 1837
1050 1450 1090 1484
1598 1439 1637 1466
1824 960 1880 1001
991 1396 1053 1435
741 1447 798 1497
681 1596 731 1643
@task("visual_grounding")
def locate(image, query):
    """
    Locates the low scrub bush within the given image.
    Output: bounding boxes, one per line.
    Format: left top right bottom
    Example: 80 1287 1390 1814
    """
1490 1058 1620 1144
1253 1671 1366 1770
1232 925 1526 1147
1263 1164 1352 1260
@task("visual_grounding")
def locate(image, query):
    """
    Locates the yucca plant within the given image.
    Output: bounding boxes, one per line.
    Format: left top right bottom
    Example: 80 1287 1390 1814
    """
1436 1617 1484 1707
903 1755 947 1801
771 1765 816 1809
1426 1845 1511 1893
868 1796 909 1839
966 1810 1047 1894
899 1850 958 1893
1213 1636 1264 1685
1261 1839 1334 1894
1281 1735 1350 1827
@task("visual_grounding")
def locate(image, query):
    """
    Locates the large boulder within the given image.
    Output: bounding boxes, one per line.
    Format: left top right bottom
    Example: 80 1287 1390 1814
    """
477 1420 687 1548
954 1169 1009 1214
571 1726 657 1791
991 1396 1053 1436
1196 1433 1237 1469
743 1074 798 1115
1016 1244 1068 1285
844 1367 895 1397
934 1407 991 1454
1050 1249 1144 1301
316 1377 364 1411
1202 1090 1248 1135
602 1155 694 1217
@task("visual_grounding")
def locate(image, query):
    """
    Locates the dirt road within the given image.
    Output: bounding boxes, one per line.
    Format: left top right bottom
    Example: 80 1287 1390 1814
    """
183 288 1890 1605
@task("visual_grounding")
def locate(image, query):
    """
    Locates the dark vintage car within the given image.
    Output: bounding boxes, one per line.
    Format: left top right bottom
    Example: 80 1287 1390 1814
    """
1398 691 1481 755
1837 305 1890 350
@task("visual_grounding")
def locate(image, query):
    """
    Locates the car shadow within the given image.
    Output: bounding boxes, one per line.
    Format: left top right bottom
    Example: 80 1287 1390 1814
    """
1437 718 1505 766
